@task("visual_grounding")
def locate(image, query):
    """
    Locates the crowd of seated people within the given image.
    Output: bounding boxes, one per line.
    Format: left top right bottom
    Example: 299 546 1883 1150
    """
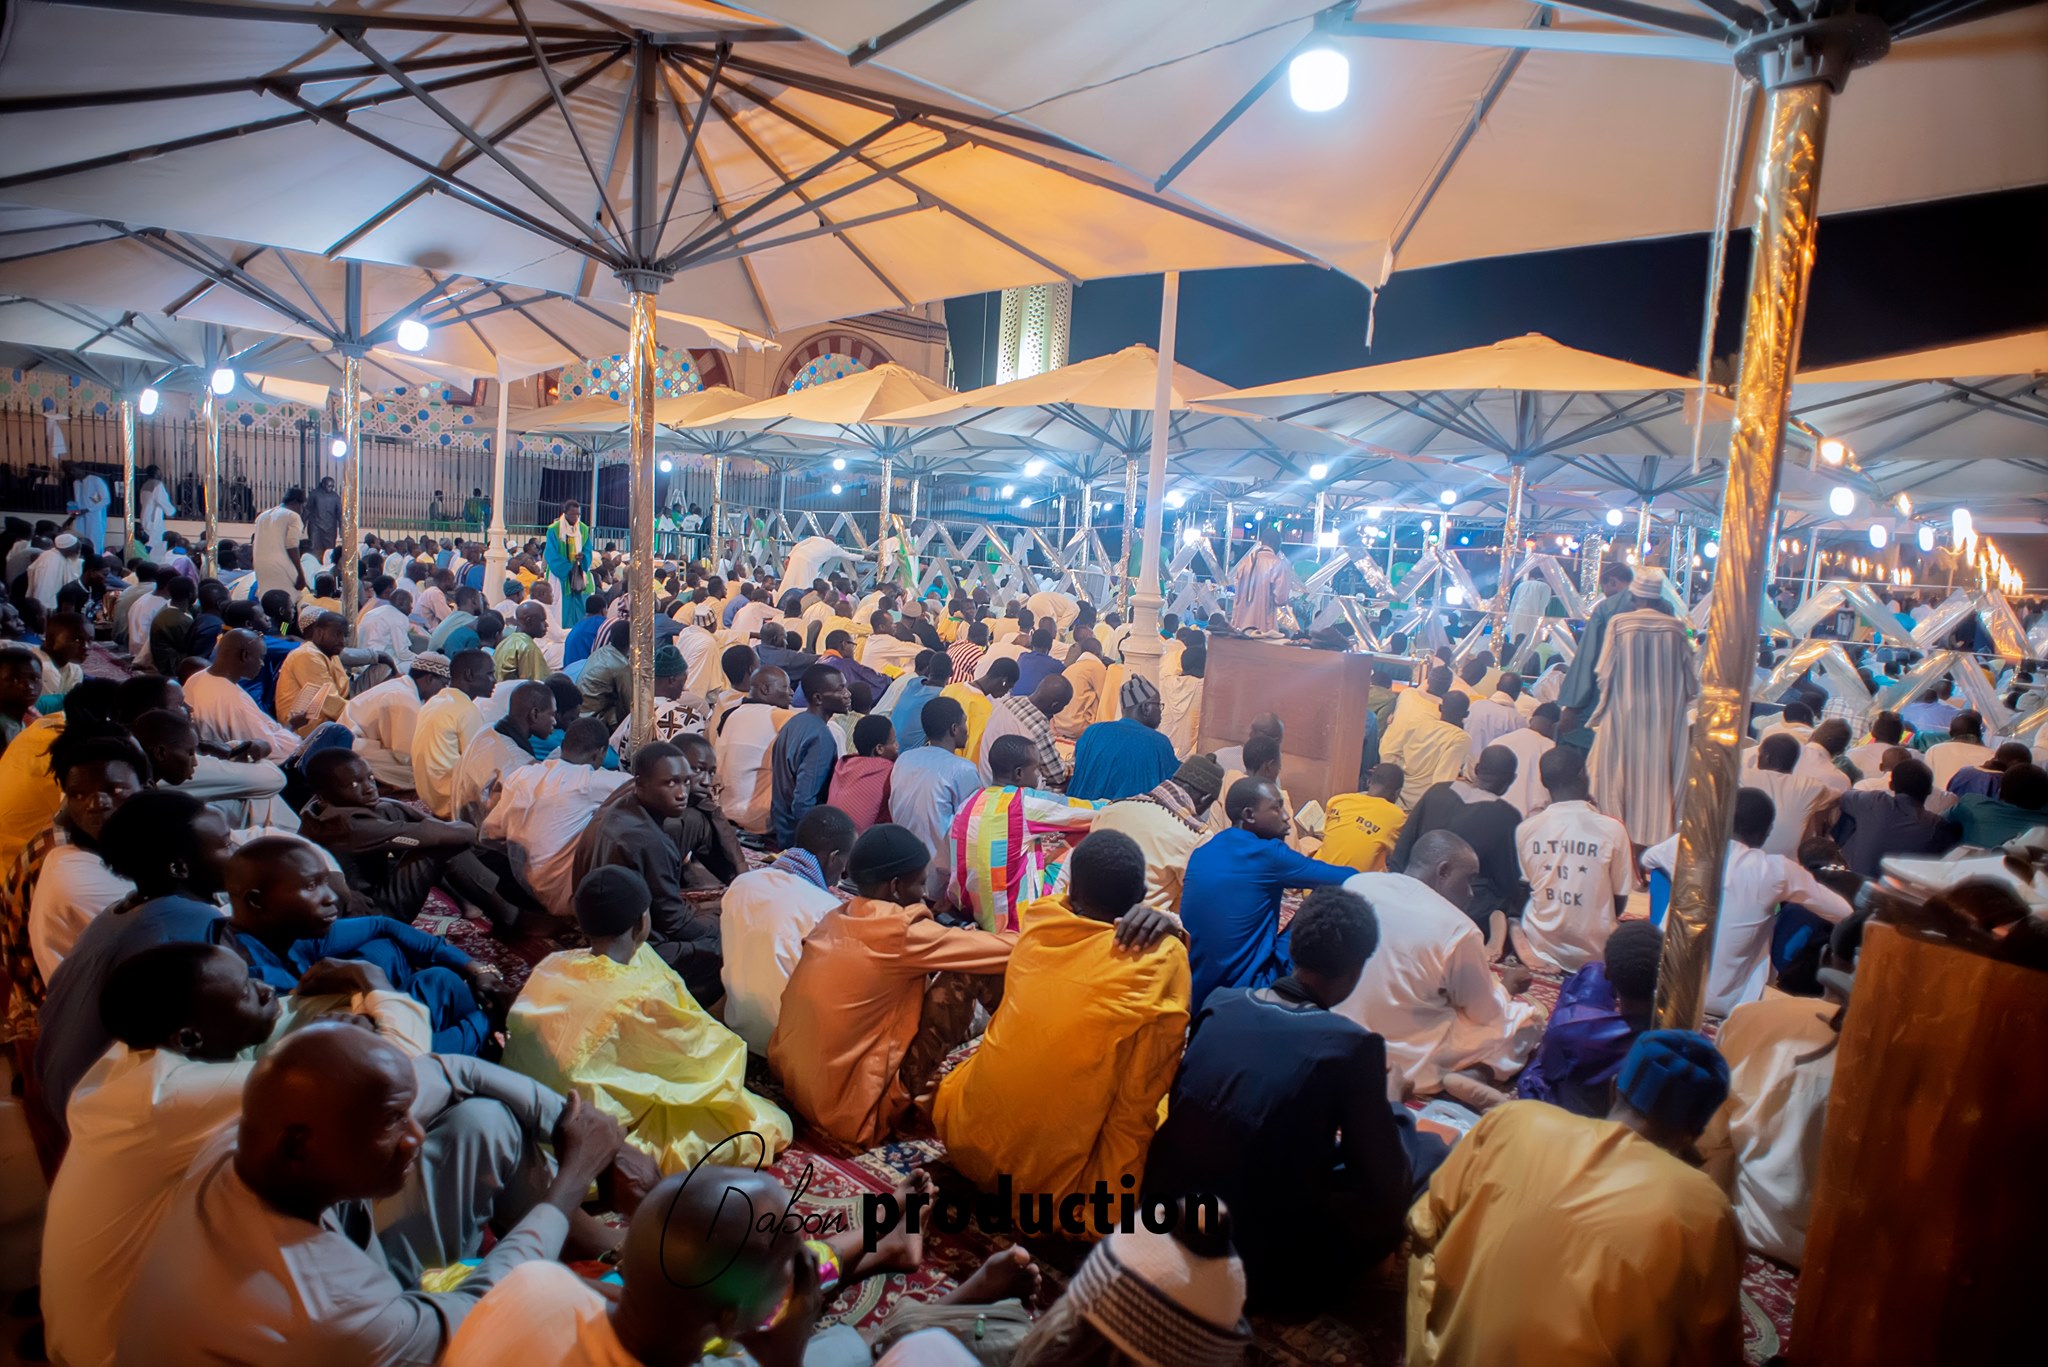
2 506 2042 1366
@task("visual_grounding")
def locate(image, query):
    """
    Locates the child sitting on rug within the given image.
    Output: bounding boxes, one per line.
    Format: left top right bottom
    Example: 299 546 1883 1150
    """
502 865 793 1175
227 835 502 1055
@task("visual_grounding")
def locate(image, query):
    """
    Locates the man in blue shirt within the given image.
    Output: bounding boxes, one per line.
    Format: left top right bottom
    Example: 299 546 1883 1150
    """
1180 777 1355 1006
770 661 851 846
1010 626 1064 696
1067 675 1180 801
890 650 956 751
887 695 985 903
1899 680 1962 737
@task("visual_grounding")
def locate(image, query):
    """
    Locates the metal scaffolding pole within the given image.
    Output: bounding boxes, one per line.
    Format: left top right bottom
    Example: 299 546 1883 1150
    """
877 451 894 584
118 396 138 553
1634 501 1653 560
1492 461 1527 639
1657 41 1845 1031
1580 530 1605 596
624 286 659 749
1118 454 1140 613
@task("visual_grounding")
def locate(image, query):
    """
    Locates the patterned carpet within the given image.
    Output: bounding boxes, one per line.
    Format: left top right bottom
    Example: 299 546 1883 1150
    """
415 889 1800 1364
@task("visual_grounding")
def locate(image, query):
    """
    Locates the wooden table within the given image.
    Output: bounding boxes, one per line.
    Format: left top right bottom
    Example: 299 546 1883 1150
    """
1198 635 1377 806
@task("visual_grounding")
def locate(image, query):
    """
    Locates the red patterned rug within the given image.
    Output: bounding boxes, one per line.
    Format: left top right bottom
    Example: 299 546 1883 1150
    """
412 890 1799 1363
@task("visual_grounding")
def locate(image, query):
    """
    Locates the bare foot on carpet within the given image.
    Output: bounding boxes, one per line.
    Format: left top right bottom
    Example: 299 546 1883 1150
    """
856 1169 935 1278
1441 1069 1512 1112
944 1245 1040 1308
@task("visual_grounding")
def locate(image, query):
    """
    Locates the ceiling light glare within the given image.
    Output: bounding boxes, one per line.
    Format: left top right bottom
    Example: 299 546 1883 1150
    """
1604 508 1624 528
1308 462 1329 481
1917 524 1936 553
1023 457 1045 477
831 482 843 495
1288 47 1349 113
659 458 673 474
209 367 235 395
1166 490 1186 509
1828 486 1855 518
832 457 846 471
138 387 161 416
1703 540 1720 560
1951 507 1973 542
1438 487 1457 506
1868 523 1888 549
1316 529 1338 548
1001 484 1015 499
395 318 431 353
1818 437 1847 466
329 437 347 458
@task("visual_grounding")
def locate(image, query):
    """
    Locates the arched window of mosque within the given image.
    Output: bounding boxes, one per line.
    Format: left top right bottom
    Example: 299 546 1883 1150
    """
563 346 702 401
777 332 892 393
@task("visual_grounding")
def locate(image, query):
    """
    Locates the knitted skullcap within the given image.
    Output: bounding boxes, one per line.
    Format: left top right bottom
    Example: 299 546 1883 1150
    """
846 823 930 886
1616 1029 1731 1135
1172 754 1226 804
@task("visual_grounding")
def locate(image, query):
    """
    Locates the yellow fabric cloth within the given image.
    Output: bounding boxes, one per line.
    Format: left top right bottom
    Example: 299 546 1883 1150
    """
502 943 792 1174
933 895 1189 1224
1406 1102 1743 1367
1320 793 1407 872
943 683 997 769
0 714 63 868
275 643 349 734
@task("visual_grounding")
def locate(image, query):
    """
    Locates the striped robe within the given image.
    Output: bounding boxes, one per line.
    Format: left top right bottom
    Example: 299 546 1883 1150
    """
1587 607 1697 848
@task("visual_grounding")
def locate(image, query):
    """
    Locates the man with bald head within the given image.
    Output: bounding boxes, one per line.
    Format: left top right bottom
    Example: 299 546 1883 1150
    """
449 678 550 824
494 599 551 683
1342 830 1545 1103
185 628 307 757
1213 710 1283 776
977 670 1073 790
277 610 353 737
119 1020 627 1366
714 663 795 834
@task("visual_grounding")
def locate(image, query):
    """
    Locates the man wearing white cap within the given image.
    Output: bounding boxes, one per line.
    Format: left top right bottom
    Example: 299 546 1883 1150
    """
1586 565 1698 851
27 532 83 611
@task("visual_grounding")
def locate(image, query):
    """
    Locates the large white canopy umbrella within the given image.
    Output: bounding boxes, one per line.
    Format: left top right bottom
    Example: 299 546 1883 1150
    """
877 339 1388 624
0 0 1313 742
735 0 2048 1028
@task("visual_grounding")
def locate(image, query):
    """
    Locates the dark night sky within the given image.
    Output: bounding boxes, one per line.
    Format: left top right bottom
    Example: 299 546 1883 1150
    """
945 186 2048 389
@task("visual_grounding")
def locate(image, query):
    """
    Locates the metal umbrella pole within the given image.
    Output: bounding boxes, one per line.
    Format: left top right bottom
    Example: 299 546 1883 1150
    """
119 395 138 554
878 451 894 584
199 386 222 577
1118 450 1140 613
1492 460 1527 640
1656 21 1878 1031
1123 271 1180 684
624 281 661 749
338 352 363 638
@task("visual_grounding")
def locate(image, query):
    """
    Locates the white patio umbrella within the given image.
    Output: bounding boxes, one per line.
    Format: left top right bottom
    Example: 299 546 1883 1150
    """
739 0 2048 1027
1208 332 1728 619
0 0 1314 741
877 337 1384 642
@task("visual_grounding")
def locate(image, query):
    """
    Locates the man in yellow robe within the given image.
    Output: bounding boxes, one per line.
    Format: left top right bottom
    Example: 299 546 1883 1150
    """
1406 1030 1743 1367
503 865 791 1174
934 831 1188 1229
943 658 1018 769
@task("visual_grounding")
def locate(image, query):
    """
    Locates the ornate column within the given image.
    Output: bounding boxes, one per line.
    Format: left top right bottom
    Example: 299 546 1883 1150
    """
710 453 726 570
1118 454 1139 613
623 285 660 749
1492 460 1527 639
1634 501 1653 561
877 451 894 584
119 395 138 553
1657 26 1862 1030
484 376 511 598
1580 530 1605 596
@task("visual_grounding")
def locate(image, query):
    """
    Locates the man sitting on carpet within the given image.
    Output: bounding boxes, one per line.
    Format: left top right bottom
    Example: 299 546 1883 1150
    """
1065 675 1180 803
442 1163 1041 1367
770 824 1013 1147
573 742 724 1007
1389 743 1528 931
480 718 629 916
1179 777 1354 1007
1145 886 1449 1320
41 943 432 1367
1318 763 1408 874
1517 919 1663 1118
824 713 896 832
448 679 550 825
1405 1032 1742 1367
298 750 535 930
118 1020 632 1367
226 836 501 1056
504 866 792 1176
935 831 1187 1223
949 734 1100 933
721 806 857 1056
1087 754 1225 915
1341 831 1546 1105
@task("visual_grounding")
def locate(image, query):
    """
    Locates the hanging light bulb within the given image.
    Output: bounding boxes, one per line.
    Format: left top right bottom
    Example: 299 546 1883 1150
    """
1868 523 1888 549
1308 462 1329 481
1439 487 1457 506
1604 508 1624 528
1703 540 1720 560
659 458 673 474
1917 524 1935 553
137 387 161 416
1022 457 1045 477
832 457 846 471
1287 47 1349 113
1817 437 1848 466
1951 507 1973 543
831 482 843 495
209 367 235 395
395 318 431 353
1827 486 1855 517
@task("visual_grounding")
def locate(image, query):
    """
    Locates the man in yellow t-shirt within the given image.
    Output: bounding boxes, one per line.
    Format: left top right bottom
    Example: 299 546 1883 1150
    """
1319 763 1407 873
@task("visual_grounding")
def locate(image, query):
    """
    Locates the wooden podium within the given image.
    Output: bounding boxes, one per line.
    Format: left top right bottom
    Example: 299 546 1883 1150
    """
1198 636 1376 806
1789 921 2048 1363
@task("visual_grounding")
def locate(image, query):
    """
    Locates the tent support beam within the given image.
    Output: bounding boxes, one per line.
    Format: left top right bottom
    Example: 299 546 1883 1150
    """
1124 271 1180 685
